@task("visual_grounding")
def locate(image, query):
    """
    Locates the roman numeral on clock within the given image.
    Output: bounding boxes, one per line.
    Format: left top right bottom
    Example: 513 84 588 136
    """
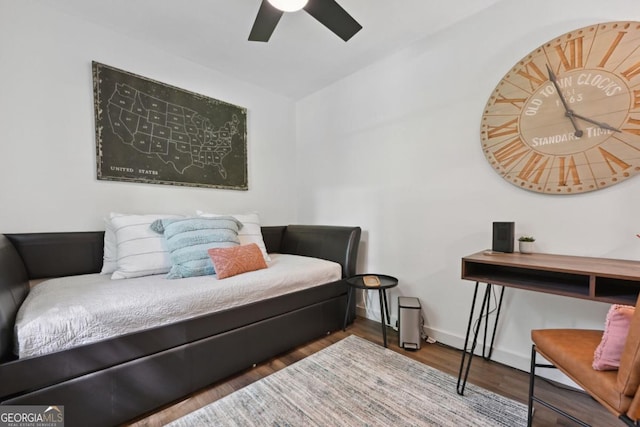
555 37 583 71
493 95 526 109
516 61 546 91
558 156 581 186
623 117 640 135
491 137 529 168
517 152 549 184
633 91 640 110
622 61 640 81
598 147 631 174
486 118 518 139
598 31 626 68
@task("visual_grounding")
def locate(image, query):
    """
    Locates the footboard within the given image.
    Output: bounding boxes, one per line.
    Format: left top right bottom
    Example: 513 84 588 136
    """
0 235 29 361
263 225 360 278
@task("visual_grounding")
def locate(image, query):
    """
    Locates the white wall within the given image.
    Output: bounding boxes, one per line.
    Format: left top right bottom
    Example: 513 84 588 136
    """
296 0 640 373
0 1 298 232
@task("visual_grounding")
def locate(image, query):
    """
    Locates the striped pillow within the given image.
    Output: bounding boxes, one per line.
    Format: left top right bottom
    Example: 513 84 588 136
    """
151 216 242 279
110 213 183 279
196 211 271 262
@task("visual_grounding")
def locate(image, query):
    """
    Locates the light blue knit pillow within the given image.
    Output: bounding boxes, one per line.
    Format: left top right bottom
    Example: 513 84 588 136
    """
150 216 242 279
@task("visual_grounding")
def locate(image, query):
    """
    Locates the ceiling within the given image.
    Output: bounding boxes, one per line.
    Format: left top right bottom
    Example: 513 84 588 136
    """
41 0 501 99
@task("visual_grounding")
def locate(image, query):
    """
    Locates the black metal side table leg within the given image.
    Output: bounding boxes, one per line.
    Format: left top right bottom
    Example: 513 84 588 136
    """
379 289 388 347
342 286 353 331
382 289 391 325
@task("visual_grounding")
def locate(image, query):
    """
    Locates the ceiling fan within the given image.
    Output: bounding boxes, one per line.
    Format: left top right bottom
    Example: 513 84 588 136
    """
249 0 362 42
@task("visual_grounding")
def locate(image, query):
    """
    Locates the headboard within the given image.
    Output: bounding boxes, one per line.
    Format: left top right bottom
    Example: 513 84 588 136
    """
5 232 105 279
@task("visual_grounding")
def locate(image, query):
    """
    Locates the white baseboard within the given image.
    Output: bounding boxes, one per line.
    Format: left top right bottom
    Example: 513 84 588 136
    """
421 325 580 388
356 304 581 389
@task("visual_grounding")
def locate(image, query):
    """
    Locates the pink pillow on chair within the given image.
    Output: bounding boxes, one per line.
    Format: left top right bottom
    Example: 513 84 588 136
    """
593 304 635 371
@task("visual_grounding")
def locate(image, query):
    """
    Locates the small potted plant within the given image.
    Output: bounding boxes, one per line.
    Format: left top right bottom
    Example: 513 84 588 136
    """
518 236 535 254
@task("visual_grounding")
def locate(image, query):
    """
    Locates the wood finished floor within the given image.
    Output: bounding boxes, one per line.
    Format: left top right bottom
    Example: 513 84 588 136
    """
125 317 617 426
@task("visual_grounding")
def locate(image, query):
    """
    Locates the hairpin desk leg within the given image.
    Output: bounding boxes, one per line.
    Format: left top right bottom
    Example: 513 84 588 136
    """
456 282 505 395
484 286 505 360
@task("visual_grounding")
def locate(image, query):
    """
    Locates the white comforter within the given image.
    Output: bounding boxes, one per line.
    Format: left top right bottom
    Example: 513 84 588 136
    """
14 254 341 359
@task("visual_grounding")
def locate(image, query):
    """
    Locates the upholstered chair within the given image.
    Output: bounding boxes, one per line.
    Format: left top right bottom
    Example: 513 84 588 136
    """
528 296 640 426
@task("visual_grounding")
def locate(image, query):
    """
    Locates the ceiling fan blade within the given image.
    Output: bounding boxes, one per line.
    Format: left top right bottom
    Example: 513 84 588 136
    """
249 0 284 42
303 0 362 41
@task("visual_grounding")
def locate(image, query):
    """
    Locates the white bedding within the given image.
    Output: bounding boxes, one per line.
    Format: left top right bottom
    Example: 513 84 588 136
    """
14 254 342 359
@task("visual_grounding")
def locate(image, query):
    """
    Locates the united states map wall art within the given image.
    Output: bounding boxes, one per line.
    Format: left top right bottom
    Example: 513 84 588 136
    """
92 61 248 190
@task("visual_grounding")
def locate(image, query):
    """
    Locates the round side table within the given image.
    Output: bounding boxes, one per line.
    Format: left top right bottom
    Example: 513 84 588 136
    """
342 274 398 347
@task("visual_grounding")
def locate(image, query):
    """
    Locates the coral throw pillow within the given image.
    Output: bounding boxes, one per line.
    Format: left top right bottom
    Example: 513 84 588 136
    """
208 243 268 279
593 304 635 371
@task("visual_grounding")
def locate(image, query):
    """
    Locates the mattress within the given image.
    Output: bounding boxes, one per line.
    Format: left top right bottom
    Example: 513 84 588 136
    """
14 254 341 358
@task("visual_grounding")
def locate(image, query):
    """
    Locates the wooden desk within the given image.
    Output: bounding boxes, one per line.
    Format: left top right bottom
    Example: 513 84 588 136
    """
456 251 640 395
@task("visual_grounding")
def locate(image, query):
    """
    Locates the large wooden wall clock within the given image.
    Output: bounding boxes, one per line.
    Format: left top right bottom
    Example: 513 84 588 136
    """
481 21 640 194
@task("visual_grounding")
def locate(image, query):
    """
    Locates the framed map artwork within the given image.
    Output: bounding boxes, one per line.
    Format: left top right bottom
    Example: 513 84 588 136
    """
92 61 247 190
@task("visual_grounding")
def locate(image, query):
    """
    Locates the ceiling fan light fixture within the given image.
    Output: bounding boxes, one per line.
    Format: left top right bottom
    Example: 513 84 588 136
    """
267 0 308 12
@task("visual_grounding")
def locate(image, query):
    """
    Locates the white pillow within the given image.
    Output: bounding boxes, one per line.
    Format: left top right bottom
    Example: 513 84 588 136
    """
100 216 117 274
109 213 183 279
196 211 271 262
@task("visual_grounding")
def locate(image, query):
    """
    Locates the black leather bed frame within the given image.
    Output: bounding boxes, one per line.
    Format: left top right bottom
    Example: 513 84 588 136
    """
0 225 361 426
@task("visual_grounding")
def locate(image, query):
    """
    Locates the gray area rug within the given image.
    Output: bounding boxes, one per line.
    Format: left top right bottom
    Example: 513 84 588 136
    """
168 335 527 426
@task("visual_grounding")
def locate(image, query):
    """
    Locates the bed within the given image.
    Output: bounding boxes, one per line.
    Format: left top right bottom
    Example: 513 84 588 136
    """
0 224 361 427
